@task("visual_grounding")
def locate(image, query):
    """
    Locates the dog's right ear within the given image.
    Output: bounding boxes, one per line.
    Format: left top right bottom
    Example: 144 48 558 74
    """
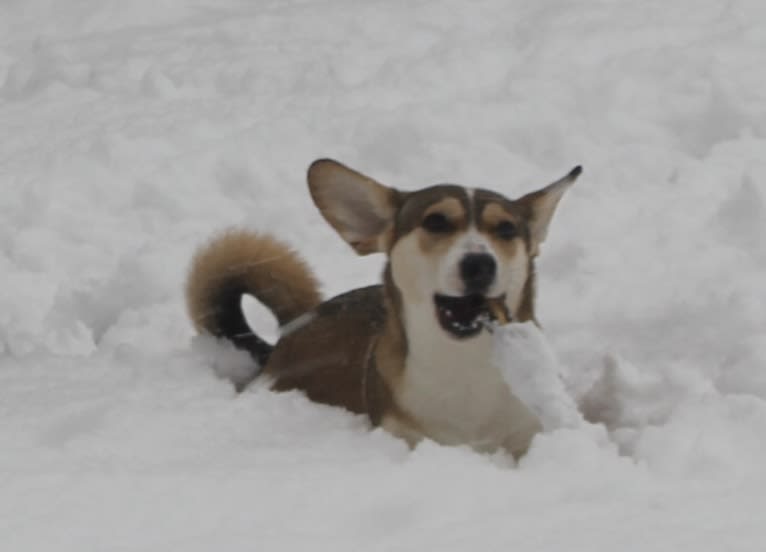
308 159 401 255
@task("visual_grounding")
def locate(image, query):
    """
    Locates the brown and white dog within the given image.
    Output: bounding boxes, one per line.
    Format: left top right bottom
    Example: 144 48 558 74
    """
186 159 581 457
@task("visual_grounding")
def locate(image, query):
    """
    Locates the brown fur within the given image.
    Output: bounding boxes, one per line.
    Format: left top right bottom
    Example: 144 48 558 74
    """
266 285 388 416
186 230 322 331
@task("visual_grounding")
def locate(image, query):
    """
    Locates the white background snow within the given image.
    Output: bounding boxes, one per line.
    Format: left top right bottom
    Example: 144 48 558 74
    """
2 0 766 550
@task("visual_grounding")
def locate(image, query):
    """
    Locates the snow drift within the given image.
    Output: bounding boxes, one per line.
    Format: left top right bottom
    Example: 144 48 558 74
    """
2 0 766 550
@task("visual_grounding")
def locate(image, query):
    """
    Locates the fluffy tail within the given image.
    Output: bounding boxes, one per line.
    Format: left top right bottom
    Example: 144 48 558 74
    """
186 229 322 366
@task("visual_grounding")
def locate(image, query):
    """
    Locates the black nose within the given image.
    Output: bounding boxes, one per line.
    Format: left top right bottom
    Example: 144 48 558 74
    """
459 253 496 293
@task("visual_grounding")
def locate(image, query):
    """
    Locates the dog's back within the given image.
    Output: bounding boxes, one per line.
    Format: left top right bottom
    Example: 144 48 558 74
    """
186 230 388 412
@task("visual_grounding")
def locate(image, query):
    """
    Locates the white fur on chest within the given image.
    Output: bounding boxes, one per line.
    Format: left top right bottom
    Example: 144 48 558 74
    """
396 304 541 452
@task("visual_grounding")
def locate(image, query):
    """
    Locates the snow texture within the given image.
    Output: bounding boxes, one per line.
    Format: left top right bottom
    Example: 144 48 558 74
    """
2 0 766 550
491 321 584 431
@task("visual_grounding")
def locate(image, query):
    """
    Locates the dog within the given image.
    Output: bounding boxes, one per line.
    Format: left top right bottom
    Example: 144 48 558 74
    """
186 159 581 457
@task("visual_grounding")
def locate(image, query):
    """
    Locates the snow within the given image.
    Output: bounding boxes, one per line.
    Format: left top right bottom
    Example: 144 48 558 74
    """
491 321 584 431
1 0 766 549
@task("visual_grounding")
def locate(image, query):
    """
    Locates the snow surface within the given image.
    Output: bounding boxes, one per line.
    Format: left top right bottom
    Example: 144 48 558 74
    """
2 0 766 550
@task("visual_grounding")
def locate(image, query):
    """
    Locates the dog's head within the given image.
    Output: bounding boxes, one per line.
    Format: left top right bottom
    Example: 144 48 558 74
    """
308 159 580 339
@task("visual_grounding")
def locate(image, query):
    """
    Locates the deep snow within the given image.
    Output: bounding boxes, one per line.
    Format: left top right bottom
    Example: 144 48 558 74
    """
1 0 766 550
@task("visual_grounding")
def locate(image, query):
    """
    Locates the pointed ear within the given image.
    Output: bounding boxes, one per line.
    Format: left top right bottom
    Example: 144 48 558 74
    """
518 166 581 255
307 159 402 255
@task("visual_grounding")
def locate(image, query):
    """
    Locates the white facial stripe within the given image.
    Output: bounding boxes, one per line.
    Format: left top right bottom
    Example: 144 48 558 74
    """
435 184 487 295
462 228 492 254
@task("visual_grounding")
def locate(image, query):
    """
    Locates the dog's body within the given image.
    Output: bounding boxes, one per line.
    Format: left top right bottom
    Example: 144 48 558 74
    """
187 159 580 456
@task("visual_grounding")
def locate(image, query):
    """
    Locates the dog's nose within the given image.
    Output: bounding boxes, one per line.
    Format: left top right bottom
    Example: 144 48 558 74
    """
460 253 496 293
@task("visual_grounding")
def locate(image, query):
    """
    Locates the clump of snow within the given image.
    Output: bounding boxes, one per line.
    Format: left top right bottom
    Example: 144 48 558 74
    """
491 321 584 431
2 0 766 549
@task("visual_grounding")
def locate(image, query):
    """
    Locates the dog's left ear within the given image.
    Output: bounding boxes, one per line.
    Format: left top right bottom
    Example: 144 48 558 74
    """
518 166 582 255
308 159 402 255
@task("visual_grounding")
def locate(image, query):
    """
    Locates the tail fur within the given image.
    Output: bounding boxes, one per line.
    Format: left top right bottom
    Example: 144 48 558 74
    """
186 229 322 366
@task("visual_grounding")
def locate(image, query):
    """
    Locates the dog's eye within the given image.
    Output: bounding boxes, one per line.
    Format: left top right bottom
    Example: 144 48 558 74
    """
495 220 517 240
422 213 454 234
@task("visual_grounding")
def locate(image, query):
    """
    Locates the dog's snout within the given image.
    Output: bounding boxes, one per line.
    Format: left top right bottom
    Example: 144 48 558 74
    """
459 253 496 293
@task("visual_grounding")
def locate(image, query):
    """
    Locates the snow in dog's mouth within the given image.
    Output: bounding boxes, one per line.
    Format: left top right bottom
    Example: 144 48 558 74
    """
433 294 492 338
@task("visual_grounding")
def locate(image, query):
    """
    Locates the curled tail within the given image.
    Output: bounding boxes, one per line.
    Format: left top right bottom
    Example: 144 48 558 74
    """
186 229 322 366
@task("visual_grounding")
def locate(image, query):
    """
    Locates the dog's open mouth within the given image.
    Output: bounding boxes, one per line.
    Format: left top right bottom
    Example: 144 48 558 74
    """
434 294 494 338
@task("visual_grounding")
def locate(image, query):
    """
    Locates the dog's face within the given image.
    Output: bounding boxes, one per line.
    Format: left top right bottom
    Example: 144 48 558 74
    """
387 186 531 338
308 159 580 339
